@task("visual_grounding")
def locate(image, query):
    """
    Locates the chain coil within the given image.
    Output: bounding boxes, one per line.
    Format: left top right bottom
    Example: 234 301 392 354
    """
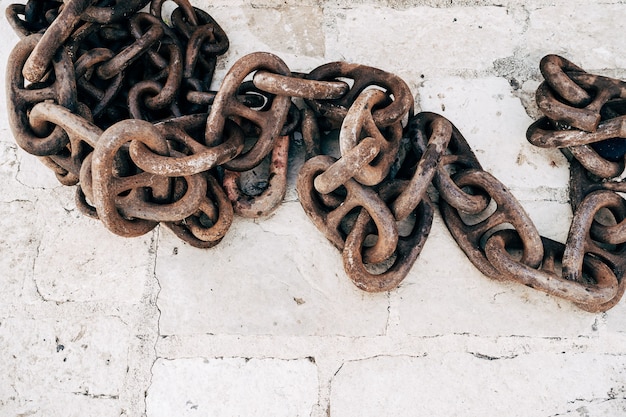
5 1 626 310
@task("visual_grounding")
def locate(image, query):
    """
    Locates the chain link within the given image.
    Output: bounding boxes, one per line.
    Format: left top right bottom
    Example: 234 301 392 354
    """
4 3 625 310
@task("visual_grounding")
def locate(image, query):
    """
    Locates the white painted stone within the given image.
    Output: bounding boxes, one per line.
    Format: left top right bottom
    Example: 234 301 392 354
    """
331 353 626 417
0 316 130 416
418 76 570 192
14 152 63 190
146 357 318 417
328 6 518 77
393 215 598 338
30 192 157 303
0 393 123 417
198 6 328 83
156 202 389 336
0 200 41 304
525 5 626 70
606 299 626 334
0 141 44 203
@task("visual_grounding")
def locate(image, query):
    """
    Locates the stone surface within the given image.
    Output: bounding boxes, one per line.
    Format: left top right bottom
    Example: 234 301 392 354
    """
525 5 626 70
330 354 626 417
156 202 389 337
0 316 132 416
146 358 318 417
327 6 519 78
392 215 598 338
31 196 157 304
418 76 570 192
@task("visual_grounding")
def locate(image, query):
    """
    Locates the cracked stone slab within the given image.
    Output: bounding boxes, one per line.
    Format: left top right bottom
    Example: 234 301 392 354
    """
0 200 42 305
0 315 131 417
156 202 389 337
146 357 318 417
330 353 626 417
29 190 157 303
0 140 43 204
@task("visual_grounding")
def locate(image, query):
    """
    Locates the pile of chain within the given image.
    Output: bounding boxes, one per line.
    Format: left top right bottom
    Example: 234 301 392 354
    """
5 0 426 293
5 1 626 311
520 55 626 312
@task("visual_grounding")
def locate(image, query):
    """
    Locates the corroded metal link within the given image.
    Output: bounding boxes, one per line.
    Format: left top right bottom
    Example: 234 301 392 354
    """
305 61 413 128
6 1 64 38
172 6 229 57
164 173 234 249
537 55 626 132
569 157 626 215
205 52 291 172
22 0 93 83
563 191 626 279
29 102 98 185
300 106 322 159
82 0 151 24
74 48 125 118
29 101 100 148
151 0 198 26
128 80 183 122
223 134 289 218
568 145 624 179
6 3 40 38
297 155 399 264
440 169 544 281
391 114 452 221
173 5 225 87
313 137 380 194
343 180 434 292
91 120 206 237
142 43 184 111
484 230 620 313
313 88 403 193
7 34 77 156
253 71 350 100
338 88 403 186
413 112 489 214
539 54 590 105
129 117 244 177
527 116 625 179
527 116 626 149
536 81 613 133
184 25 219 80
96 15 165 80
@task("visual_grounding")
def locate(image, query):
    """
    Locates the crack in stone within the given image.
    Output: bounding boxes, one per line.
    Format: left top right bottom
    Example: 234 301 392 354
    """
145 228 163 416
547 396 626 417
72 391 120 400
468 351 519 361
31 236 48 303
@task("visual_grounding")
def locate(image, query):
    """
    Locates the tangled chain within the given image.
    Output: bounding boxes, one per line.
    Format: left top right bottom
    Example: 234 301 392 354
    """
5 0 626 311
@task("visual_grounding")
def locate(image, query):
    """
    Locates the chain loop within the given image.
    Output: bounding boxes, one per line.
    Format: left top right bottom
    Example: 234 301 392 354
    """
8 34 77 156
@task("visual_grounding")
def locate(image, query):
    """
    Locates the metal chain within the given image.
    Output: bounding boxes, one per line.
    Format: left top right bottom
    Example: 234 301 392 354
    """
5 1 626 310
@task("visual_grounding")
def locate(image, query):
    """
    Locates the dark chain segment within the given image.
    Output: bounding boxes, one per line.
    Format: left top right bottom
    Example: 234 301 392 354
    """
5 2 625 310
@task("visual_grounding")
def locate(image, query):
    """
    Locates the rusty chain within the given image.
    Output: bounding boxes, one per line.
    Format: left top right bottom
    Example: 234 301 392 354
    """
4 1 625 310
